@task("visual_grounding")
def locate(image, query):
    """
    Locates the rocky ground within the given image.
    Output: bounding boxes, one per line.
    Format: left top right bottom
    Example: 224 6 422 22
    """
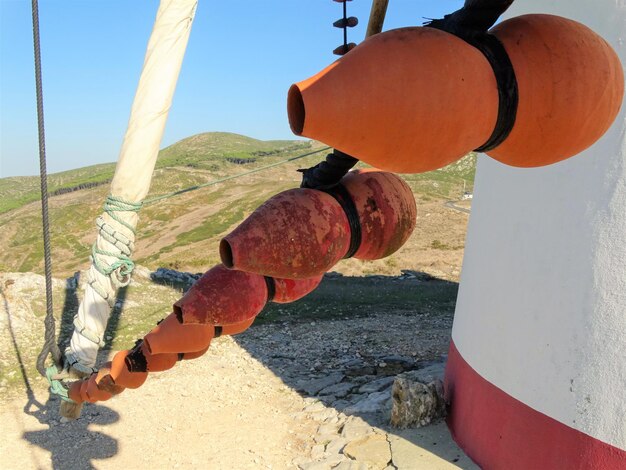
0 269 477 469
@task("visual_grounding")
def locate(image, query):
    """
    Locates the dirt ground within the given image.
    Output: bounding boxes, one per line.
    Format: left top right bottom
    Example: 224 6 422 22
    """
0 280 476 470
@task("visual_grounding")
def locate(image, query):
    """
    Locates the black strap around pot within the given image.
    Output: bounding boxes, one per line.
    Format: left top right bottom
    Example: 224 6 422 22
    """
426 0 518 152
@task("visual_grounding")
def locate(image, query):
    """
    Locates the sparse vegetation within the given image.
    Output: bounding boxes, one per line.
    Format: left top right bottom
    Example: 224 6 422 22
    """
0 132 474 279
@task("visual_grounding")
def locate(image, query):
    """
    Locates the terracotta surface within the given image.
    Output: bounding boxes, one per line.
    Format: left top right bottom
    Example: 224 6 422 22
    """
222 171 416 278
343 169 417 260
288 26 498 173
144 312 214 354
489 14 624 167
175 264 268 324
289 17 623 172
273 275 324 303
221 189 351 279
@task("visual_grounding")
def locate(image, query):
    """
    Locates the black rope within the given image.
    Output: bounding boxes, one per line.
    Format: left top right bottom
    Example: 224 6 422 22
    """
425 0 515 33
323 184 362 259
125 340 148 372
425 0 518 152
31 0 62 377
342 1 348 50
299 150 359 190
264 276 276 303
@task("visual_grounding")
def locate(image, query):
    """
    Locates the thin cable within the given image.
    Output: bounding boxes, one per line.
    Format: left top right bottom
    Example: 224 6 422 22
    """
343 1 348 49
143 147 330 205
31 0 62 376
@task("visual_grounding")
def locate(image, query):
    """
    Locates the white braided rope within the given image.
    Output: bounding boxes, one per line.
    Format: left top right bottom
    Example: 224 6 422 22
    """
64 0 198 373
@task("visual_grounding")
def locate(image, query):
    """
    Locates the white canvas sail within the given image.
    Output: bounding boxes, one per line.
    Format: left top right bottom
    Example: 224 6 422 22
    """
66 0 199 373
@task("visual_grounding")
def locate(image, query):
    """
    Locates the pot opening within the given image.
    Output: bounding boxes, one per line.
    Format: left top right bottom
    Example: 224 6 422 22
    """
219 239 234 268
287 84 305 135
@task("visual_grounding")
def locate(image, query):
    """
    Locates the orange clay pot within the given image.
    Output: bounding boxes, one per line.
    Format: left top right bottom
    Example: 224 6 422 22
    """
176 264 323 324
180 345 210 360
221 170 416 278
488 14 624 166
144 312 214 354
288 26 498 173
288 15 623 172
109 349 148 389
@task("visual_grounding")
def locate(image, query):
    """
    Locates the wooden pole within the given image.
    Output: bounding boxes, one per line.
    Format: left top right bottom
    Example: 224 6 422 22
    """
366 0 389 37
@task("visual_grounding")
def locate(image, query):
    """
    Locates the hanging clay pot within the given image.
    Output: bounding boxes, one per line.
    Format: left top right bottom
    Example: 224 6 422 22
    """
221 170 416 278
144 313 214 354
109 349 148 389
487 14 624 166
180 345 210 360
288 26 497 173
175 264 323 324
220 190 351 279
288 14 623 172
68 351 146 404
342 169 417 260
65 265 325 404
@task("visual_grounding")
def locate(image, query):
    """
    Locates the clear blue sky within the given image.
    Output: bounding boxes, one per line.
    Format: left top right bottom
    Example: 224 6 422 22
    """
0 0 460 177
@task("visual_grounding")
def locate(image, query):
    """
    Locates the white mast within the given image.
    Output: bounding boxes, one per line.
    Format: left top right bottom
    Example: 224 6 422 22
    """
66 0 198 376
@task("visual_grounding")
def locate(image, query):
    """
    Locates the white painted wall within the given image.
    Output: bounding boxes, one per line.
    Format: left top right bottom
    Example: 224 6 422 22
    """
452 0 626 449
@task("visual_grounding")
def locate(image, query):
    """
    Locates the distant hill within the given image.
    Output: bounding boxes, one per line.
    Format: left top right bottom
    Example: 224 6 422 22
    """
0 132 475 275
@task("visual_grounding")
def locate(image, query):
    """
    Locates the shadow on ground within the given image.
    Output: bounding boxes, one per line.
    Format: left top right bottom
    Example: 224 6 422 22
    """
232 271 470 467
1 275 129 469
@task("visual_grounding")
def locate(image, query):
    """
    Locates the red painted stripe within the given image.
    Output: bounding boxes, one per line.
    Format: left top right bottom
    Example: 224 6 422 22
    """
445 340 626 470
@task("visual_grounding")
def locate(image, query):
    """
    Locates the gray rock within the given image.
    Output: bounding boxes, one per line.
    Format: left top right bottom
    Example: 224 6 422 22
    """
299 456 345 470
343 360 376 377
311 444 326 460
319 381 357 398
297 373 345 395
358 376 395 394
332 461 368 470
390 374 446 428
332 400 351 411
344 391 392 416
401 361 445 384
317 422 341 439
325 437 348 455
375 355 416 375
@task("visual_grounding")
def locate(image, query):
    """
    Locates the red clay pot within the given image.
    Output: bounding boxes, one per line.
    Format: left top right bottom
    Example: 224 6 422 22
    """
176 264 323 324
342 169 417 260
221 170 416 278
175 264 268 325
220 189 350 279
273 275 323 303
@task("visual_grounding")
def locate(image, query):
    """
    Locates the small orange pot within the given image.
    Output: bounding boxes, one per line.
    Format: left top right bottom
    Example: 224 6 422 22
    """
143 312 214 354
110 349 148 389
